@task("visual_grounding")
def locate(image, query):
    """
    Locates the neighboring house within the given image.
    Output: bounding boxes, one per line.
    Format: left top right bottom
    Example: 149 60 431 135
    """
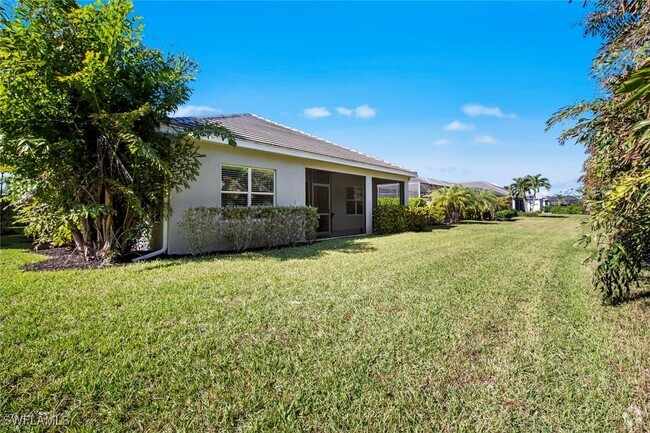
527 197 549 212
408 176 453 198
458 181 509 197
155 113 416 255
546 195 582 206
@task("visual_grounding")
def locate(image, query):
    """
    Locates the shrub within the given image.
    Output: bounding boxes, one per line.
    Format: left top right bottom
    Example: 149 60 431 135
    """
178 207 222 256
550 204 585 214
521 211 541 217
409 197 427 208
495 209 517 221
428 204 446 225
373 198 408 234
407 206 428 232
0 197 13 235
179 206 318 256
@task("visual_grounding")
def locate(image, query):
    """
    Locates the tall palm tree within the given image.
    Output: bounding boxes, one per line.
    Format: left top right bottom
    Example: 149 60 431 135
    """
525 174 551 210
431 185 472 224
510 177 530 211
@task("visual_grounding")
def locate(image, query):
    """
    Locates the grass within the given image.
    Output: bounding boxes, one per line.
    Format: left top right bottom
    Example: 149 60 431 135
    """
2 216 650 431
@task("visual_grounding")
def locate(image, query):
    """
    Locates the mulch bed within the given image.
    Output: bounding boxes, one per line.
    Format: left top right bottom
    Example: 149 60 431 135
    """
23 247 113 271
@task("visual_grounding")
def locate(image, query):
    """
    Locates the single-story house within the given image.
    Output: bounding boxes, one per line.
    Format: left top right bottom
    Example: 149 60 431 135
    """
520 197 548 212
146 113 416 256
545 195 582 206
517 195 581 212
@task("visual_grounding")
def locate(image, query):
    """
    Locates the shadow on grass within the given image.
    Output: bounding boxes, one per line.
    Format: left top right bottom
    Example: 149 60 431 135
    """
426 224 457 230
137 237 379 271
0 234 32 250
607 273 650 306
539 214 569 219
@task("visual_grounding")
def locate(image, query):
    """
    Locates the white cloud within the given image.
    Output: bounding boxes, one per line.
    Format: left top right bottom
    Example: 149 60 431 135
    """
354 104 377 119
172 105 220 117
303 106 331 119
434 139 451 145
336 107 353 116
462 104 518 119
443 120 475 132
473 134 502 145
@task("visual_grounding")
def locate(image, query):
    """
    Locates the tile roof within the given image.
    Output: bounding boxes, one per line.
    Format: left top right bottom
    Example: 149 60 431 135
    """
168 113 416 175
458 181 509 197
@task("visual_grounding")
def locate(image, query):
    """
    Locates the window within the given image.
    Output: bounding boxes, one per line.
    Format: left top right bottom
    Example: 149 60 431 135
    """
346 186 364 215
221 165 275 207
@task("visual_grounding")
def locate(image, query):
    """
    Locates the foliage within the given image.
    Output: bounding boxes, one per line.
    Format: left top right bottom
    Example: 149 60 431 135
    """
0 166 13 235
465 189 499 220
179 206 318 256
550 205 585 215
495 209 518 221
406 206 428 232
509 177 529 211
177 206 221 256
409 197 427 208
430 185 472 224
373 198 408 234
495 196 512 212
546 0 650 302
406 197 445 228
0 0 235 261
427 204 447 225
520 212 541 217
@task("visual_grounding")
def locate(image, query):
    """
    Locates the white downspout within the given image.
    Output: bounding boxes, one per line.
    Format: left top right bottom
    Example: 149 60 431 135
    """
132 194 169 262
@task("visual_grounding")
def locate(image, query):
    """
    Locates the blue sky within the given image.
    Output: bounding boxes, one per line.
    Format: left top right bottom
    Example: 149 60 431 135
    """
134 1 600 194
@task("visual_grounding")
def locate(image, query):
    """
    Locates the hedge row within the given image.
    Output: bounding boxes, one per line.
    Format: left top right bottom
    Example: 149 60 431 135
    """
178 206 318 256
373 198 445 235
549 204 585 214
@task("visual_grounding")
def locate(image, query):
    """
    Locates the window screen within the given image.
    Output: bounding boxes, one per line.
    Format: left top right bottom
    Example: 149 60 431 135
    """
221 165 275 207
346 186 363 215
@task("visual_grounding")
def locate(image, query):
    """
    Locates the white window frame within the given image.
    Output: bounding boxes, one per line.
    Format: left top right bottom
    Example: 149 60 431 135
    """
221 164 276 207
345 185 364 215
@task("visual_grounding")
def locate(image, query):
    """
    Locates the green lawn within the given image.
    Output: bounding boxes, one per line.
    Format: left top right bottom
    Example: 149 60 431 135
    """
2 216 650 432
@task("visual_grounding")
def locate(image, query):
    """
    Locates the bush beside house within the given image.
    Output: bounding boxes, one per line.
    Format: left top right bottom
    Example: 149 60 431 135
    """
495 209 518 221
179 206 318 256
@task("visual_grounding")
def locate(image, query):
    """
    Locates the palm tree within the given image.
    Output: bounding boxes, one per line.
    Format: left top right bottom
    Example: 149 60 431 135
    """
525 174 551 210
470 189 498 220
431 185 472 224
509 177 530 211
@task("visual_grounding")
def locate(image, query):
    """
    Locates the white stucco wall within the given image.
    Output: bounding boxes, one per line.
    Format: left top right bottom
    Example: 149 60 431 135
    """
167 139 412 254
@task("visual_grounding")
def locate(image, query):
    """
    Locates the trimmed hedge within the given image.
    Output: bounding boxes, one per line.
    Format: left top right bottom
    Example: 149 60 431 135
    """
495 209 518 221
179 206 318 256
373 198 408 234
550 204 585 214
374 198 444 234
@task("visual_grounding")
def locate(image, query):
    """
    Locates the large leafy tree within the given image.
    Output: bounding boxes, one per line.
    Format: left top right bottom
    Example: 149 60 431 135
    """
0 0 234 260
547 0 649 302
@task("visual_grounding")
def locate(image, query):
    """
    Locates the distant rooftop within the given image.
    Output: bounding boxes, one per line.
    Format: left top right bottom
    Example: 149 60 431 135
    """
458 181 509 197
410 177 509 197
168 113 416 175
411 176 452 188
